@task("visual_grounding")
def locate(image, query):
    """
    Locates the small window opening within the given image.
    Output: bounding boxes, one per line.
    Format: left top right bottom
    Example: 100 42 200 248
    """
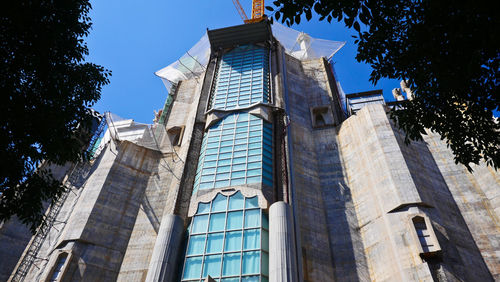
167 126 185 147
49 253 68 282
311 106 334 128
413 217 434 252
315 113 326 127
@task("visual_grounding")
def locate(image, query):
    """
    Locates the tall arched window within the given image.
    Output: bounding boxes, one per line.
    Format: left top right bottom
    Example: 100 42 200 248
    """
193 112 273 193
182 192 269 281
208 45 271 111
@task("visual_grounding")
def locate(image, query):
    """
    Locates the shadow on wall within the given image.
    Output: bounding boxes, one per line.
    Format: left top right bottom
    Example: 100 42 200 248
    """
314 127 370 282
142 192 161 234
390 123 494 281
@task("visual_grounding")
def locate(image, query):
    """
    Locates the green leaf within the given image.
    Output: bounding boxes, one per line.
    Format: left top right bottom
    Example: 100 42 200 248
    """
354 21 360 32
305 9 312 21
265 6 274 11
314 2 322 14
295 14 301 24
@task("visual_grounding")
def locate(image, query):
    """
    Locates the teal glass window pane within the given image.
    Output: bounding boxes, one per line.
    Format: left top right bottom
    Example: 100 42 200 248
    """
227 211 243 230
222 278 240 282
218 159 231 166
263 169 272 180
244 229 260 250
231 178 246 186
262 252 269 275
203 254 222 278
263 178 273 187
247 155 261 162
242 251 260 274
233 151 246 158
200 182 214 189
228 192 244 210
245 197 259 209
248 137 260 143
201 175 215 182
209 213 226 232
262 277 269 282
244 210 260 228
206 232 224 253
216 173 230 180
211 194 228 212
262 213 269 229
203 167 216 174
183 256 202 279
233 157 246 164
197 203 211 214
248 162 262 169
192 215 209 233
217 166 230 173
247 169 261 177
262 229 269 251
215 180 230 188
225 231 242 252
242 276 260 282
222 253 241 276
206 148 218 155
187 235 206 255
204 161 217 168
231 170 246 178
247 176 261 184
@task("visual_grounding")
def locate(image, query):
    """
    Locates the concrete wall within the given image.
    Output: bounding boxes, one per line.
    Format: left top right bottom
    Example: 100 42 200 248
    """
117 78 202 281
284 54 363 281
0 218 32 281
338 104 494 281
424 131 500 280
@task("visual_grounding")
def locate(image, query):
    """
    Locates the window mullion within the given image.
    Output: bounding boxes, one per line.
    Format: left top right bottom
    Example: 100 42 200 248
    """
240 200 246 280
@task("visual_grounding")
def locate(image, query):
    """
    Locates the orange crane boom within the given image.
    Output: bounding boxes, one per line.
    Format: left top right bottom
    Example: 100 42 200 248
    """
232 0 249 22
232 0 266 24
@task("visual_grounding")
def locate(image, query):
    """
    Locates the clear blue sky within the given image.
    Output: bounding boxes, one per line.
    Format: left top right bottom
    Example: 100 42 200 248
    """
86 0 400 124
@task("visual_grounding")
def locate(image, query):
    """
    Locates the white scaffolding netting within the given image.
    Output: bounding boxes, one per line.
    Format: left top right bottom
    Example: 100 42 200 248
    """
155 33 210 90
155 22 346 90
271 22 345 61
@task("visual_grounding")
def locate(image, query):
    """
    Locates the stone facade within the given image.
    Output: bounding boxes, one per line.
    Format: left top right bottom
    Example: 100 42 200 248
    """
1 21 498 282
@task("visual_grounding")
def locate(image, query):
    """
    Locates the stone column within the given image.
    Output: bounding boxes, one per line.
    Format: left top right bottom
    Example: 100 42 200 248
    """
269 201 298 282
145 214 184 282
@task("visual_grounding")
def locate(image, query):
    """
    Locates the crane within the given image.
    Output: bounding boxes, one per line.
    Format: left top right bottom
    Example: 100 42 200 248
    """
232 0 266 24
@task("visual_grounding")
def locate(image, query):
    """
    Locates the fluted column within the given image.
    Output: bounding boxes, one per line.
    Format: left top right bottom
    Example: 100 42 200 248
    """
145 214 184 282
269 201 297 282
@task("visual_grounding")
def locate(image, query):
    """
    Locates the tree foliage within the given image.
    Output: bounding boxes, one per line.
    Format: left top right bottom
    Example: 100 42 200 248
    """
267 0 500 171
0 0 110 232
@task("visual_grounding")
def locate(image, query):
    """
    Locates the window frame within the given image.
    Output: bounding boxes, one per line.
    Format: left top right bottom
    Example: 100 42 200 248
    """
181 192 269 282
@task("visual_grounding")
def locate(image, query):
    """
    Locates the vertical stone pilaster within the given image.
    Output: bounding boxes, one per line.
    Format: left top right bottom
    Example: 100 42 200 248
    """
145 214 184 282
269 201 297 282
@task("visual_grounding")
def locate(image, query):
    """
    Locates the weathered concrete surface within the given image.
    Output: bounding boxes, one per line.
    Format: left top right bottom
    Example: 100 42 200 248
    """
424 131 500 280
338 104 494 281
117 78 202 281
0 217 32 281
284 54 367 281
